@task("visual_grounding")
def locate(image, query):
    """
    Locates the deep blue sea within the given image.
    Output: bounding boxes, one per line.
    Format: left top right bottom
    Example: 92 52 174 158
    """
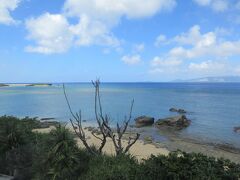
0 83 240 147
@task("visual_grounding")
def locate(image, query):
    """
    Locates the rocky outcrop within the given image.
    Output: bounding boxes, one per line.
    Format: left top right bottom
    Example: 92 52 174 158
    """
135 116 154 128
40 117 55 121
155 115 191 130
234 127 240 133
39 121 59 128
143 135 154 144
169 108 187 114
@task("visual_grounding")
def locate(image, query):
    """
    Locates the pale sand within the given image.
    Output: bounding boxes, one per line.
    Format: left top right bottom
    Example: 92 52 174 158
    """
3 84 51 87
1 84 30 87
33 126 169 160
32 125 240 163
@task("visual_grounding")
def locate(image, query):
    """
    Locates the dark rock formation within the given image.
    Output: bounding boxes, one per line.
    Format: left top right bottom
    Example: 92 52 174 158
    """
155 115 191 130
234 127 240 133
143 135 154 144
169 108 187 114
40 117 55 121
38 121 59 128
135 116 154 128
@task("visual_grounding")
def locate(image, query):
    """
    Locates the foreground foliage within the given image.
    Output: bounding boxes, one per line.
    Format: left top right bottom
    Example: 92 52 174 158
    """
0 116 240 180
138 152 240 180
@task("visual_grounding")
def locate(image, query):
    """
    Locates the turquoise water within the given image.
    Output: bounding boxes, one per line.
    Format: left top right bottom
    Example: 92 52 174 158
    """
0 83 240 147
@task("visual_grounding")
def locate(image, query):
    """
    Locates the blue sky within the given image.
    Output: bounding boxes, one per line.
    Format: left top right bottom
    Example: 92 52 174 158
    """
1 0 240 82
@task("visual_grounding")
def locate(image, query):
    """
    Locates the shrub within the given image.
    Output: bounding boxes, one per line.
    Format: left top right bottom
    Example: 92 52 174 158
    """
32 125 90 180
84 154 138 180
0 116 37 178
137 151 240 180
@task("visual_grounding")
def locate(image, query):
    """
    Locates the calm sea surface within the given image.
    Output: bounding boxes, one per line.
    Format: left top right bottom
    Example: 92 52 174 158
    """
0 83 240 147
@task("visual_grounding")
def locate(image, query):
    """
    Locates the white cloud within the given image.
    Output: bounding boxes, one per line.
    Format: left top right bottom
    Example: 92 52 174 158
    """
151 56 182 67
149 56 182 73
70 14 120 47
121 55 142 65
25 0 176 54
63 0 176 47
0 0 20 25
174 25 202 45
25 13 74 54
188 60 225 73
193 0 229 12
211 0 228 12
25 13 120 54
168 40 240 60
155 34 167 46
63 0 176 24
155 25 217 47
151 25 240 76
165 25 240 60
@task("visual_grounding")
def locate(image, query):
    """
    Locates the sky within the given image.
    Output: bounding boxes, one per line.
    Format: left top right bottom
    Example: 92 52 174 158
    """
0 0 240 82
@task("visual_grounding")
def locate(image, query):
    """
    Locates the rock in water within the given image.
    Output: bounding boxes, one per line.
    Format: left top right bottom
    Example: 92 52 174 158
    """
135 116 154 128
40 117 55 121
155 115 191 130
234 127 240 133
169 108 187 114
169 108 178 112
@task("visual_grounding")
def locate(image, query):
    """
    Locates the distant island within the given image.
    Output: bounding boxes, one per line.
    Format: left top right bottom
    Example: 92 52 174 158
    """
26 83 52 87
0 83 52 87
0 84 9 87
173 76 240 83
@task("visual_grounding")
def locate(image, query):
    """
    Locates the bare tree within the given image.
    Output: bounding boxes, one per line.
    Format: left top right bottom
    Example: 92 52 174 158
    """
92 80 140 155
63 80 140 156
63 84 97 155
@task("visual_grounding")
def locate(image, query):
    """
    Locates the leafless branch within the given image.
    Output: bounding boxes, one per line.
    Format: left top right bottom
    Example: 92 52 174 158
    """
92 80 140 155
63 84 96 155
63 80 140 156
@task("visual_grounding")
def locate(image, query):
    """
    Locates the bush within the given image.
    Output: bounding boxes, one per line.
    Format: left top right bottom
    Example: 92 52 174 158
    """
84 154 138 180
137 151 240 180
0 116 37 178
32 125 90 180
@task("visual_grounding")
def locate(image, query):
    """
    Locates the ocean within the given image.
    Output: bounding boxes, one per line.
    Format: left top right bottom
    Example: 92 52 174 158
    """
0 83 240 147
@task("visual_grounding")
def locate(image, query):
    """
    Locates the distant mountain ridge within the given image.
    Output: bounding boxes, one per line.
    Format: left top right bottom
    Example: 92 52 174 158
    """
173 76 240 83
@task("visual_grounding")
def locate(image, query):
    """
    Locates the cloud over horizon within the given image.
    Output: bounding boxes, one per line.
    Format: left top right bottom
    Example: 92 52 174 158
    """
151 25 240 76
1 0 240 81
24 0 176 54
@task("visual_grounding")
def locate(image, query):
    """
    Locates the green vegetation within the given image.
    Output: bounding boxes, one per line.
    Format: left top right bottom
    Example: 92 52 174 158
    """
0 116 240 180
26 83 52 87
0 84 8 87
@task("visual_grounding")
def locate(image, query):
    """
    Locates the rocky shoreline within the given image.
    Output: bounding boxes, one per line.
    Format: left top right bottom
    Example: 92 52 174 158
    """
33 115 240 163
133 109 240 163
131 125 240 163
81 123 240 163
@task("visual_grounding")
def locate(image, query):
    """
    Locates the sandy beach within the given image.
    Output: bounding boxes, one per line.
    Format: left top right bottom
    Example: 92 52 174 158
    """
33 124 240 163
33 125 169 160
